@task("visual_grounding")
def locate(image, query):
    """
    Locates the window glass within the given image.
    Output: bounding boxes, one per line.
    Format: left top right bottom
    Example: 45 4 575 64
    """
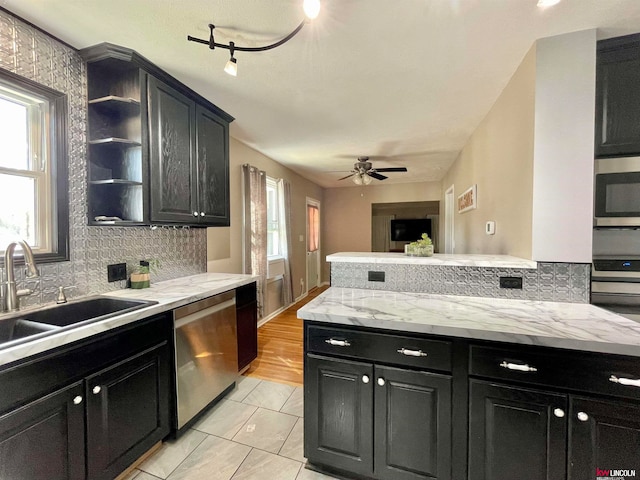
267 178 280 257
0 96 29 170
0 173 36 246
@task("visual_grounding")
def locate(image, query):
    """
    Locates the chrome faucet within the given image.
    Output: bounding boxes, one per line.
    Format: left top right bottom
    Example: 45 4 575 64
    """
2 240 40 312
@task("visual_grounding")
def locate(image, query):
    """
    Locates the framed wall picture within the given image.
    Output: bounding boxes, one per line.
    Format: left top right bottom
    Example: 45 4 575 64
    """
457 184 477 213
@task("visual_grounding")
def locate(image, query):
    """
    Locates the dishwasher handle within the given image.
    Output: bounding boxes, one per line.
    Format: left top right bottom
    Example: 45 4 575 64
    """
174 298 236 329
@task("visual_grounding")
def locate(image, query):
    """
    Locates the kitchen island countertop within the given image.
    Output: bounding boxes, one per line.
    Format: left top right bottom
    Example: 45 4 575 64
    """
297 287 640 357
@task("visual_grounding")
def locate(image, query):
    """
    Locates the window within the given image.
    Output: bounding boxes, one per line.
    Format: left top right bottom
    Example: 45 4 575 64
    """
0 70 68 261
266 177 281 258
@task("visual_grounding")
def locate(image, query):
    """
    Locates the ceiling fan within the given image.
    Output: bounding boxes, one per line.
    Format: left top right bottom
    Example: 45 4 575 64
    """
338 157 408 184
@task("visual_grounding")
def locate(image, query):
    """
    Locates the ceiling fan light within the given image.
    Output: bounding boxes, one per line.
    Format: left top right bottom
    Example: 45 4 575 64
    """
537 0 561 7
352 174 363 185
362 174 373 185
303 0 321 20
224 57 237 76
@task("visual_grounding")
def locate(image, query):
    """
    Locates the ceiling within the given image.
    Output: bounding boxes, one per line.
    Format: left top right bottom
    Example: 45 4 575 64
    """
5 0 640 188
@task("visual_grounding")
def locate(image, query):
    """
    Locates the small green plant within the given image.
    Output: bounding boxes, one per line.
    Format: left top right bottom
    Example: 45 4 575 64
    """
409 233 433 248
135 259 160 274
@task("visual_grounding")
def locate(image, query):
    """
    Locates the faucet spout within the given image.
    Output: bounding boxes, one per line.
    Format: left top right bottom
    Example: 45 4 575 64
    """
3 240 40 312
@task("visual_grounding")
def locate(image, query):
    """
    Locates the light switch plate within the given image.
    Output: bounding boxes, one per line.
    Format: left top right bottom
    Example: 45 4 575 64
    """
486 221 496 235
107 263 127 282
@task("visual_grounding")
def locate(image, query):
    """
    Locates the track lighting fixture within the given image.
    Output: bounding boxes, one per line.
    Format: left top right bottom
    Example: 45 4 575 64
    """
187 0 320 77
537 0 561 6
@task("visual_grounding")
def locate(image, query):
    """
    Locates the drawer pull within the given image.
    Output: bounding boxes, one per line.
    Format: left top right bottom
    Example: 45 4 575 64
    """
397 348 428 357
325 338 351 347
500 361 538 373
609 375 640 388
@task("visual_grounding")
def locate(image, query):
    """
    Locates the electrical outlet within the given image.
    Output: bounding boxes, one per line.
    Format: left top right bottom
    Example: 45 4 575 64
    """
368 271 385 282
107 263 127 282
500 276 523 289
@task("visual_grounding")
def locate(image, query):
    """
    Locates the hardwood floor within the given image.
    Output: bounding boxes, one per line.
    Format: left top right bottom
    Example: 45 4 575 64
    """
244 286 328 387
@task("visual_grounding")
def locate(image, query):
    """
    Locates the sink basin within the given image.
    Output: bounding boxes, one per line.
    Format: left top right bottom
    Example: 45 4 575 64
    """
21 297 156 327
0 319 60 346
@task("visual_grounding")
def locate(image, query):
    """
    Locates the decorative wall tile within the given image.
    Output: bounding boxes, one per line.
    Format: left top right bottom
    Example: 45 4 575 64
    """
331 261 591 304
0 10 207 309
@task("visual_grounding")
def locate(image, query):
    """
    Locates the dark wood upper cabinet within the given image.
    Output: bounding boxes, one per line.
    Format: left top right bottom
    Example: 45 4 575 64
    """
148 76 198 223
596 33 640 158
81 43 233 227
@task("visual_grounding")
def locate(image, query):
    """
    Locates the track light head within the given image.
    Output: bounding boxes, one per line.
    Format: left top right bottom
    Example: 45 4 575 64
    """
303 0 321 20
224 57 237 76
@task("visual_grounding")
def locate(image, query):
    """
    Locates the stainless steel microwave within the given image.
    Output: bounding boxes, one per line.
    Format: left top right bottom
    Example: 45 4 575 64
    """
595 157 640 227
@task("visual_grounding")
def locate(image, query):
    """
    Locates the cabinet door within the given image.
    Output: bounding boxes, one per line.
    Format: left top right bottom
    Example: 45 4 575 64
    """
304 354 374 477
196 104 229 226
86 343 170 480
148 75 197 223
569 396 640 479
374 365 451 480
468 380 567 480
237 303 257 371
0 382 85 480
596 36 640 157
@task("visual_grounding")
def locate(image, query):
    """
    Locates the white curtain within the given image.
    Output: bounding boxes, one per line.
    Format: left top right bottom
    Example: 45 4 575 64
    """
278 179 294 306
242 164 267 318
372 215 393 252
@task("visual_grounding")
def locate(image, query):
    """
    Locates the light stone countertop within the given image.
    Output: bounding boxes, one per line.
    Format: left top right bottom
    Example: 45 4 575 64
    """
297 287 640 357
326 252 538 269
0 272 257 368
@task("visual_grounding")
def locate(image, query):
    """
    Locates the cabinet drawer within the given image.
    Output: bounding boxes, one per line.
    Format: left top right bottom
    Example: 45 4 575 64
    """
307 324 451 372
470 344 640 401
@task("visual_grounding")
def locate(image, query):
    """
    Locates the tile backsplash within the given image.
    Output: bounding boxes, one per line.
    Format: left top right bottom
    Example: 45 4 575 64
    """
0 10 206 309
330 261 591 303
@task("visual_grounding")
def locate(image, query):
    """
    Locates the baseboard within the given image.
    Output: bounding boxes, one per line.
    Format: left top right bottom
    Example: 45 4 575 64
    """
258 306 286 328
294 291 308 304
320 281 329 286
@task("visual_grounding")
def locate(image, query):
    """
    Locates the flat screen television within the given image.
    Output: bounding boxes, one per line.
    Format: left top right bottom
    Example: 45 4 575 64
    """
390 218 432 242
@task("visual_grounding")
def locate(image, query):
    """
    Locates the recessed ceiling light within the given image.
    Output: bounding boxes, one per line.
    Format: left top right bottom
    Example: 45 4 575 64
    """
537 0 561 7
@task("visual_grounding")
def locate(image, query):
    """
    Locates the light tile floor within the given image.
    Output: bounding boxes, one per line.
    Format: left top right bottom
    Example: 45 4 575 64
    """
124 377 341 480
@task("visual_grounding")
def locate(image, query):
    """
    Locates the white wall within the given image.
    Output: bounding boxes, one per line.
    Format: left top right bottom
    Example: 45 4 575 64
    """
532 29 596 263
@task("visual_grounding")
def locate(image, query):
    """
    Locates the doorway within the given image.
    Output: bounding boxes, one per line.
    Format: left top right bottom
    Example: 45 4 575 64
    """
444 185 455 254
306 197 321 293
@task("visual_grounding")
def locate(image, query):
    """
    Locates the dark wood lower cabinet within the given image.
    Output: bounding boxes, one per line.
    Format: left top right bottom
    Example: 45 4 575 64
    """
305 353 374 477
236 282 258 371
374 366 451 480
86 343 170 480
305 354 452 480
0 382 85 480
468 380 568 480
569 397 640 479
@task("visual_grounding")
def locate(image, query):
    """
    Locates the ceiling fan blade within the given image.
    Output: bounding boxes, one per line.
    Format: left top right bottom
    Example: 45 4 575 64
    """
375 167 408 172
338 173 355 180
369 172 388 180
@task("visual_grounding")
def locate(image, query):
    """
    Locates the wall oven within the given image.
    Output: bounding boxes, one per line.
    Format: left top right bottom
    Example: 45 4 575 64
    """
594 157 640 227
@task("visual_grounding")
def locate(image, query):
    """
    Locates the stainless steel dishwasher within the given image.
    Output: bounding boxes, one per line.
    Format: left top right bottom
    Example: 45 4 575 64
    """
174 290 237 429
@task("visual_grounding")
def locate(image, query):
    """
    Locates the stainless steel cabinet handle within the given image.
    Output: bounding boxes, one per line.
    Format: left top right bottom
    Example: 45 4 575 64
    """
200 212 205 216
193 211 198 217
577 411 589 422
609 375 640 388
362 375 370 384
377 378 386 386
73 396 83 405
92 386 101 395
397 348 428 357
500 361 538 372
553 408 565 418
325 338 351 347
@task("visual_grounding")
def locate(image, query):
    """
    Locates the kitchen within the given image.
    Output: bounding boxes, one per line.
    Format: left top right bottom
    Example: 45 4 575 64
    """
1 1 640 480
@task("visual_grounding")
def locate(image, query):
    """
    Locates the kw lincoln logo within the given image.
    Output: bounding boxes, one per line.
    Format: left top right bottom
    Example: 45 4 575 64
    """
596 468 636 480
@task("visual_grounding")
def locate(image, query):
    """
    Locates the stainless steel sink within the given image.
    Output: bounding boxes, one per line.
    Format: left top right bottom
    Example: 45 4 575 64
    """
0 296 157 349
0 319 60 347
20 297 156 327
